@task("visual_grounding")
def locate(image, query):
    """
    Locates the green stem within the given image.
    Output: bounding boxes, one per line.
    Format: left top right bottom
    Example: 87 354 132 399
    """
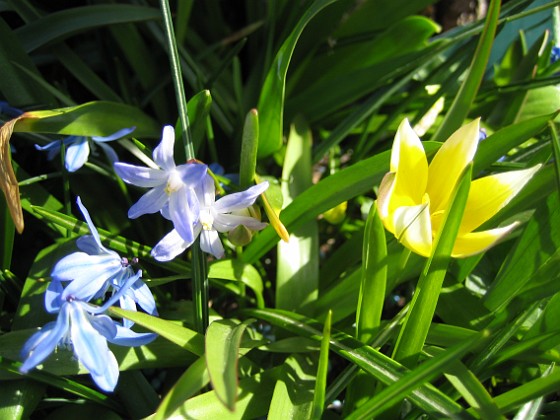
192 242 208 333
160 0 208 333
159 0 195 161
60 142 71 238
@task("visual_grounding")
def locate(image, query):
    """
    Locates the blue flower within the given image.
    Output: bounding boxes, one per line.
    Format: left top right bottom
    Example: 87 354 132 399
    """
0 101 24 118
152 174 269 261
35 127 135 172
551 46 560 64
114 125 208 244
52 197 157 324
20 274 156 392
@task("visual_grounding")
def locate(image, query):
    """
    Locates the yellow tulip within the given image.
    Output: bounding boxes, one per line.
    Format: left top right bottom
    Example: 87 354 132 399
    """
377 118 540 258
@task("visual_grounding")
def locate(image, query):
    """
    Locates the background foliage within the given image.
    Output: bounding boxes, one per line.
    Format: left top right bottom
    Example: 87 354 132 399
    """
1 0 560 418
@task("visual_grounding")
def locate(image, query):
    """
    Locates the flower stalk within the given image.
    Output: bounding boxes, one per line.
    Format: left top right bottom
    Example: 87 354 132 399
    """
159 0 206 333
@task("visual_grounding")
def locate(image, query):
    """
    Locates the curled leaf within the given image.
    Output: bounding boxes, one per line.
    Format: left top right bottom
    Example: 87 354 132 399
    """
0 116 25 233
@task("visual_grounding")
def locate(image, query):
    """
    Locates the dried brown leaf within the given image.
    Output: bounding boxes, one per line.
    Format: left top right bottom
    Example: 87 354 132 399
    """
0 117 24 233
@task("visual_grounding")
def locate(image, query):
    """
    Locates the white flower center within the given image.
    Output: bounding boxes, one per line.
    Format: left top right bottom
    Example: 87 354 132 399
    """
199 209 214 231
165 170 183 195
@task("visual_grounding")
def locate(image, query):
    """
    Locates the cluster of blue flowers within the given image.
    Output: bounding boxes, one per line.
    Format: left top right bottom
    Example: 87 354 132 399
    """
21 124 268 391
114 125 269 261
20 197 157 392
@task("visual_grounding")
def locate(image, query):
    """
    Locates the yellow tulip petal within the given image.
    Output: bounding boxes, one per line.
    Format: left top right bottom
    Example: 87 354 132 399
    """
427 118 480 213
377 172 397 233
390 119 429 206
451 223 518 258
460 165 541 234
393 201 433 257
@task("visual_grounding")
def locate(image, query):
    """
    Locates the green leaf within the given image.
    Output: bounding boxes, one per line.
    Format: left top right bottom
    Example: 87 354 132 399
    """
356 204 387 342
0 18 53 106
484 191 560 312
311 310 331 420
439 356 504 419
15 5 161 53
257 0 338 157
346 331 489 419
0 379 44 420
488 367 560 416
239 109 259 189
268 354 316 420
153 356 209 420
15 101 160 138
334 0 436 34
108 308 204 356
432 0 500 142
1 195 15 270
205 319 254 411
276 117 318 314
242 308 466 418
515 85 560 123
175 90 213 161
345 204 387 413
116 371 159 419
168 367 281 419
288 18 440 122
0 356 122 412
473 112 558 174
208 259 264 308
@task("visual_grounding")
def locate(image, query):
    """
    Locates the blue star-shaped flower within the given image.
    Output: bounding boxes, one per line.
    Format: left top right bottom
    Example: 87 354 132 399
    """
52 197 157 324
20 274 156 392
114 125 207 245
152 174 268 261
35 127 135 172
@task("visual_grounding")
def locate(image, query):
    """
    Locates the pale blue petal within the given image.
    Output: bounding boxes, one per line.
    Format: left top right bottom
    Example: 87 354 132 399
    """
213 213 267 232
119 291 137 328
76 235 103 255
114 162 167 187
168 189 197 244
94 270 143 313
200 229 224 259
197 173 216 206
176 163 208 187
95 142 119 164
54 253 122 302
45 280 63 313
108 325 157 347
69 304 112 378
128 184 168 218
88 313 118 339
20 305 70 373
89 351 119 392
71 307 119 392
92 127 135 142
153 125 176 171
76 196 108 252
131 281 158 316
214 182 268 212
35 140 62 160
160 203 170 220
53 251 121 282
65 137 90 172
151 229 193 262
